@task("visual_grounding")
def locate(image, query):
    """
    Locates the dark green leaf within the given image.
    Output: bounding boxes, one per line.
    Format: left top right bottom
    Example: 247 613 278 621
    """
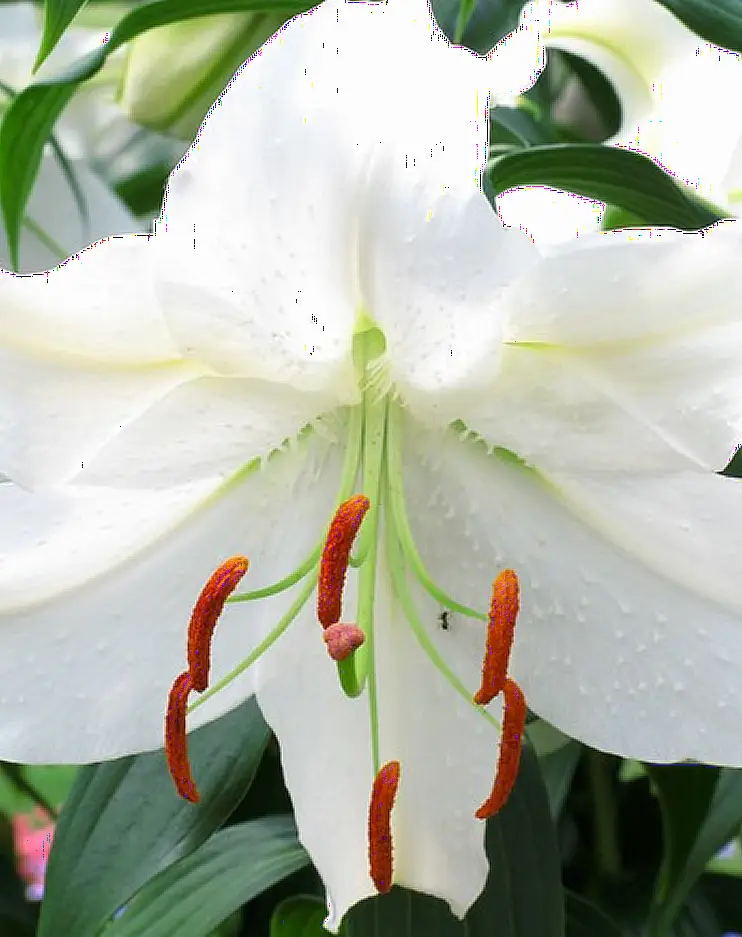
38 696 271 937
486 144 727 231
431 0 524 54
655 0 742 55
647 764 720 915
101 817 308 937
644 764 742 936
0 0 308 268
345 744 564 937
270 895 332 936
35 0 90 71
491 105 556 149
539 742 582 820
564 891 625 937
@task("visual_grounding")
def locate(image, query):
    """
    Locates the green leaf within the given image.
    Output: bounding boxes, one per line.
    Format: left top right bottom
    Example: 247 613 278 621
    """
38 696 271 937
654 0 742 55
486 143 727 231
538 742 581 820
0 0 308 269
647 764 720 915
270 895 332 936
101 817 308 937
644 763 742 937
564 892 625 937
35 0 90 71
345 744 564 937
431 0 524 54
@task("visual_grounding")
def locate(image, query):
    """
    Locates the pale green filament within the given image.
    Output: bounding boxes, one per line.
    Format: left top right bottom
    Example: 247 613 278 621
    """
386 402 486 623
385 522 500 732
188 575 317 714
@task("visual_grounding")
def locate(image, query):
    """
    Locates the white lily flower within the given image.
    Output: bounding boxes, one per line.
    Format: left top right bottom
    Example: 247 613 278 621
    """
499 0 742 241
0 3 145 271
2 0 742 928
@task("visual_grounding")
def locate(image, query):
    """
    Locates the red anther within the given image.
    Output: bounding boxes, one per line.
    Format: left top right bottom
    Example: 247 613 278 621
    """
164 671 200 804
317 495 370 629
323 622 366 662
188 556 249 693
368 760 401 894
475 678 527 819
474 569 520 706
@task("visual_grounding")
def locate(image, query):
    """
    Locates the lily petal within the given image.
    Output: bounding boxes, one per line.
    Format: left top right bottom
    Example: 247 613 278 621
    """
152 1 378 394
0 430 342 761
255 598 373 932
373 558 502 922
496 184 603 247
0 235 331 488
363 170 537 423
153 0 540 395
460 224 742 472
74 375 340 488
402 419 742 765
255 550 502 931
0 236 200 487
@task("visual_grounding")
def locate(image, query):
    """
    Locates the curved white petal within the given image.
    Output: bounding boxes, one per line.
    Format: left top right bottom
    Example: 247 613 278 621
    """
75 376 341 488
617 46 742 205
152 2 374 395
373 555 502 920
401 417 742 765
256 543 503 931
153 1 540 396
534 0 742 207
254 599 374 932
459 224 742 472
0 236 178 363
534 0 695 86
0 236 197 486
361 165 537 424
0 429 343 762
496 185 603 246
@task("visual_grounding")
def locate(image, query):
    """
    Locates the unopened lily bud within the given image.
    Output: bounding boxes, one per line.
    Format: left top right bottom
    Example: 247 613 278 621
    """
119 12 286 139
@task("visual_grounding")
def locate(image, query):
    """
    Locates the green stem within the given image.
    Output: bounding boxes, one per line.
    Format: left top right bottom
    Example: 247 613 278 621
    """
587 749 622 879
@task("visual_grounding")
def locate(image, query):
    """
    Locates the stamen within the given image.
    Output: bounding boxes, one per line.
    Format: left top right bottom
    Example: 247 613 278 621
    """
317 495 370 629
165 671 200 804
474 569 519 706
368 760 400 894
188 556 249 693
475 678 526 819
323 622 366 662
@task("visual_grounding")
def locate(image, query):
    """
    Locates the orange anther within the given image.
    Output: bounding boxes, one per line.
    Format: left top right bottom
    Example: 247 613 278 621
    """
164 671 200 804
323 622 366 661
475 678 527 819
317 495 370 629
474 569 519 706
368 760 400 894
188 556 249 693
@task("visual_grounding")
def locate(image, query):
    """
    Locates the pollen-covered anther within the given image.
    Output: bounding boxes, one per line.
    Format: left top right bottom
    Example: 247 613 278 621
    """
474 569 520 706
164 671 200 804
323 622 366 662
188 556 249 693
317 495 370 629
475 677 527 820
368 760 401 894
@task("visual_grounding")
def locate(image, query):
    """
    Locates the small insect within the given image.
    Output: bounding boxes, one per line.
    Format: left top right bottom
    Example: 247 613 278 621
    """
437 610 451 631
